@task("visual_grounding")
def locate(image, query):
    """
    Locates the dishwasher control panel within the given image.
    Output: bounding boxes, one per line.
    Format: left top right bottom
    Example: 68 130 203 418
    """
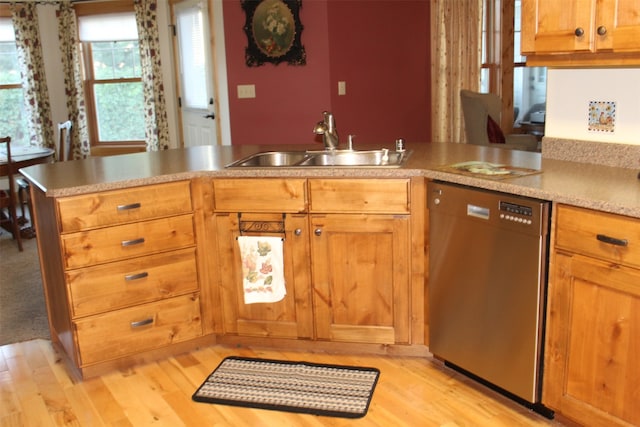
499 201 533 224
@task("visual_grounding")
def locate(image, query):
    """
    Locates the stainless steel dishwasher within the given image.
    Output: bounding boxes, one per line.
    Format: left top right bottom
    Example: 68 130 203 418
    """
428 181 552 415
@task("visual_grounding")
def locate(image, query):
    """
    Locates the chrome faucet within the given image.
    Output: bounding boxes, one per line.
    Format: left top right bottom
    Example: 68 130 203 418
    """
313 111 339 150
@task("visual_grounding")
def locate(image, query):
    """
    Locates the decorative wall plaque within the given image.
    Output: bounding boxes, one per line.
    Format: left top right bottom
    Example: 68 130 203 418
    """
241 0 306 67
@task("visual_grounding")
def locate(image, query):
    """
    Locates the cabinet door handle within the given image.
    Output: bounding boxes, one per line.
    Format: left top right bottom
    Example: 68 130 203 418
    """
314 228 322 236
130 318 154 328
574 27 584 37
596 234 628 247
294 228 302 236
121 237 145 247
117 202 142 211
124 272 149 281
597 25 607 36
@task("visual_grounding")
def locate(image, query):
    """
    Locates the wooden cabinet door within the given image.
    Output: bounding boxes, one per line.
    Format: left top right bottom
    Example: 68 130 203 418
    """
544 252 640 427
215 212 313 339
596 0 640 51
310 214 410 344
521 0 596 54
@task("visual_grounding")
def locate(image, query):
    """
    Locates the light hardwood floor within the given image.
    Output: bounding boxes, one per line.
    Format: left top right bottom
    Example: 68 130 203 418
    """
0 339 566 426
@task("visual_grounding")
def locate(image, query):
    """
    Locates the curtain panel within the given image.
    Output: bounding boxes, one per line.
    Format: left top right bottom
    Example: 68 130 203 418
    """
10 3 54 149
134 0 169 151
57 1 90 159
431 0 482 143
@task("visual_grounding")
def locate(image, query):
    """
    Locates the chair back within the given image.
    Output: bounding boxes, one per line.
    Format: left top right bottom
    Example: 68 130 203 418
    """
57 120 73 161
0 136 23 251
460 89 502 146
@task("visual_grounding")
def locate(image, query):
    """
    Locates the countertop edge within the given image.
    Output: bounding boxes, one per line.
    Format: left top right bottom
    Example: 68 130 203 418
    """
19 143 640 219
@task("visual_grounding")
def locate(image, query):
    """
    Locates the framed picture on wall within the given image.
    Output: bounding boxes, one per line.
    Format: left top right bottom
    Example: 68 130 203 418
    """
241 0 306 67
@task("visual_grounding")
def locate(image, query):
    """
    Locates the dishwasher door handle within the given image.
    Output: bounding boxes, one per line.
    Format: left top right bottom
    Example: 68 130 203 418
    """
467 204 490 220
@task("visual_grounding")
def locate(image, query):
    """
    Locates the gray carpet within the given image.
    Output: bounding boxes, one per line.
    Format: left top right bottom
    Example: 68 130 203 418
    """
0 229 50 345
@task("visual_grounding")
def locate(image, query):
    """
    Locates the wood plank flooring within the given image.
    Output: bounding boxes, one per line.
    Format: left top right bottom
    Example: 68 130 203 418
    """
0 339 566 427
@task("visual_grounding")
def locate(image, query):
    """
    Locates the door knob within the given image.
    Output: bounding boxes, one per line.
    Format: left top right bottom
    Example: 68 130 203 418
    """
203 113 215 119
574 27 584 37
314 228 322 236
294 228 302 236
597 26 607 36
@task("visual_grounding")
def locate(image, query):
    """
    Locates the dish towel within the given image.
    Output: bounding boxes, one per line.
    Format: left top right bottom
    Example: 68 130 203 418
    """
237 236 286 304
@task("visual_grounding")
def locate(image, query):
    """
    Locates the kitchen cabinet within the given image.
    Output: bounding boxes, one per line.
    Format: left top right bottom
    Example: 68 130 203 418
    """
544 205 639 426
309 179 411 345
213 179 313 339
39 181 204 378
213 178 419 346
521 0 640 66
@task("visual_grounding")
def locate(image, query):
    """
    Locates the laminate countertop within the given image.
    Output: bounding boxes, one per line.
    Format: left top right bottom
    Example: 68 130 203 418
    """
19 139 640 219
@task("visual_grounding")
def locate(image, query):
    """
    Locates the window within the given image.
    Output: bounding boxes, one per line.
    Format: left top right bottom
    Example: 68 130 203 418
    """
481 0 546 130
0 17 28 146
78 9 145 145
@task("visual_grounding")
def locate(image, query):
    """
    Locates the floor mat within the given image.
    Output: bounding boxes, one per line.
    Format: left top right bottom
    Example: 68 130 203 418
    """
192 356 380 418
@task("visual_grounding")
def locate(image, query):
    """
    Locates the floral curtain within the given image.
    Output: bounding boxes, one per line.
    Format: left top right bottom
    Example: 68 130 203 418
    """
10 3 54 149
431 0 483 143
134 0 170 151
56 1 90 159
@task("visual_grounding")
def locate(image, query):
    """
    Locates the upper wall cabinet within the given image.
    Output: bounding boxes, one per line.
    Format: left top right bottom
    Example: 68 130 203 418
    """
521 0 640 66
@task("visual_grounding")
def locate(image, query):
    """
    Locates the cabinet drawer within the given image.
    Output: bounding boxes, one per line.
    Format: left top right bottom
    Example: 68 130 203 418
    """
67 248 199 318
309 179 410 213
556 205 640 268
57 181 192 232
62 214 195 269
213 178 306 212
75 293 202 366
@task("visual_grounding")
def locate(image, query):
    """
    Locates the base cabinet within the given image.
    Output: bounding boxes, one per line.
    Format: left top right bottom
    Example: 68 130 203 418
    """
544 205 640 426
310 214 410 344
34 181 205 378
212 177 418 346
215 212 314 339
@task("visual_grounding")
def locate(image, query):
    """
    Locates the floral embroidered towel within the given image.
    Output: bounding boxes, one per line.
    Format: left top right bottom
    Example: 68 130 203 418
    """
237 236 286 304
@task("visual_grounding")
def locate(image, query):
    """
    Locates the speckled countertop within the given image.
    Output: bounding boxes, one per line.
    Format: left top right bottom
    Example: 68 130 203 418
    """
19 139 640 219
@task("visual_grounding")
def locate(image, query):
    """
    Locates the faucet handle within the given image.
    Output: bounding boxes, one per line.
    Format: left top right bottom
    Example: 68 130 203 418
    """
347 134 355 150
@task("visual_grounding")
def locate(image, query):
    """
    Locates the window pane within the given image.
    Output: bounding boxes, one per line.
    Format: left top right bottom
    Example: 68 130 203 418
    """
480 68 490 93
513 67 547 123
94 82 145 141
177 6 208 109
0 41 20 85
0 87 29 145
92 41 141 80
0 40 28 145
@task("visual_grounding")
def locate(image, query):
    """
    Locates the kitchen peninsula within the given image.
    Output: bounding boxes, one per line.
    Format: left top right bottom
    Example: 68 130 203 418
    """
20 141 640 427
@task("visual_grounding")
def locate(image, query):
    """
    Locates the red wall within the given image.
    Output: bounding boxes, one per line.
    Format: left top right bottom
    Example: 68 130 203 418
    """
222 0 430 146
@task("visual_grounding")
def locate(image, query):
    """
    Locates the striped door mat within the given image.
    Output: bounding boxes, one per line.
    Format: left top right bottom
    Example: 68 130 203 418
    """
192 356 380 418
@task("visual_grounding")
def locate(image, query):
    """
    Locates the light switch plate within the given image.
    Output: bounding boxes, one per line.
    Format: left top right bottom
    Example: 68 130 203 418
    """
338 81 346 96
237 84 256 99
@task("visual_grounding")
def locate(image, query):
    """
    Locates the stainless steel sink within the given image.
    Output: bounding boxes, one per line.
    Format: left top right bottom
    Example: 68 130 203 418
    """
298 149 409 167
225 149 411 168
225 151 312 167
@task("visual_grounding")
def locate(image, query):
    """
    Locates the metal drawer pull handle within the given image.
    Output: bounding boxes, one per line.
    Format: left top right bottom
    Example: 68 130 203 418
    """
124 272 149 281
130 318 154 328
596 234 628 247
117 202 141 211
121 237 145 247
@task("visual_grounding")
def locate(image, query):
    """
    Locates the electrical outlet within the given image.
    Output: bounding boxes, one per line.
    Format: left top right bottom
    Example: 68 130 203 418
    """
338 81 346 96
237 84 256 99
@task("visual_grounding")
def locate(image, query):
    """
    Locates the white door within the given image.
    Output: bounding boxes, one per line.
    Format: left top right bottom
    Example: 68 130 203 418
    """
173 0 218 147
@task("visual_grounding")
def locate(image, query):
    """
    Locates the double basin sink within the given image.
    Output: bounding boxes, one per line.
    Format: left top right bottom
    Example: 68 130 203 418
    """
226 148 411 168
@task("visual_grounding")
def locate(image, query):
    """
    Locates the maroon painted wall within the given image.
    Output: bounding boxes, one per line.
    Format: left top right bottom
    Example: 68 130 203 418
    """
222 0 430 146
